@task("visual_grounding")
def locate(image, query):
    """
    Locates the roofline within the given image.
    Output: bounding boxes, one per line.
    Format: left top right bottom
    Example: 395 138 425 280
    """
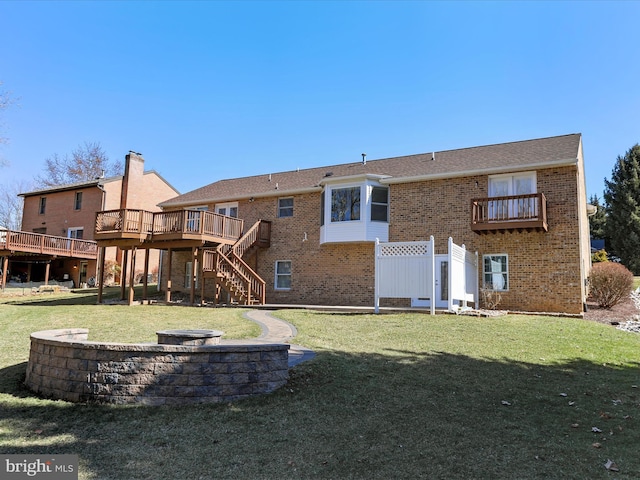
159 186 323 208
318 173 392 186
380 157 579 185
160 158 579 207
18 170 179 197
19 180 103 197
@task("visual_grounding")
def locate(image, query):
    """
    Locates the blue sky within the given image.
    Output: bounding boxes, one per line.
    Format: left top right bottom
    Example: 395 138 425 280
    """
0 1 638 201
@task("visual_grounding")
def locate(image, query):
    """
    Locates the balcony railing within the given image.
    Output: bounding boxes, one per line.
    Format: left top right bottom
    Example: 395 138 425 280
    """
95 209 244 244
95 209 154 239
0 229 97 259
151 210 243 242
471 193 548 233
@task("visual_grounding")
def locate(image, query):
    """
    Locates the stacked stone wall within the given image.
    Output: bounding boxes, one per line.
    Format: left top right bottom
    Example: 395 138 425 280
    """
25 329 289 406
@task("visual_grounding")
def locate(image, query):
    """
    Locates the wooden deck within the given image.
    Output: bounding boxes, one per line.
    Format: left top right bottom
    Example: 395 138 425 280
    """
0 229 97 259
471 193 548 233
95 209 244 247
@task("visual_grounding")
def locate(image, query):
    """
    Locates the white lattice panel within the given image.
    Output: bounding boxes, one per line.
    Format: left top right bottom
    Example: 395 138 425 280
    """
378 241 431 257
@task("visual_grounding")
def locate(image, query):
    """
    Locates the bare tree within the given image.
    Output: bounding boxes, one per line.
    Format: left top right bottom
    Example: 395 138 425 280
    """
0 180 29 230
36 141 123 187
0 82 16 167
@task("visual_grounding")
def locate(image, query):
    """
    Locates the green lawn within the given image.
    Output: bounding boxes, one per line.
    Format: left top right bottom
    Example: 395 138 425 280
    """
1 292 640 479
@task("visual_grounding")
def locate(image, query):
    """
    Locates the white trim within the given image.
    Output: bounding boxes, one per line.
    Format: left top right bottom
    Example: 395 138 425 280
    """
380 158 577 185
67 227 84 239
274 260 292 291
482 254 509 291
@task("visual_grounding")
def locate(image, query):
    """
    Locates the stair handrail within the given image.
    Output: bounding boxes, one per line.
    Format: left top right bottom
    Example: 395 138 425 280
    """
232 219 269 258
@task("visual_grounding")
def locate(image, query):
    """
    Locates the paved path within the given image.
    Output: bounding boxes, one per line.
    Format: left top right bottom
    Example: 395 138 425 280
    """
243 310 315 367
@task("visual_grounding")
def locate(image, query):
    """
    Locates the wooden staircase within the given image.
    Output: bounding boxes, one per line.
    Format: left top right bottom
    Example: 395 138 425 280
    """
202 220 271 305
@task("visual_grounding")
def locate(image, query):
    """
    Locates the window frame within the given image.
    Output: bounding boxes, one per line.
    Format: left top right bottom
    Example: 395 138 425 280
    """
482 254 509 291
215 202 238 218
184 261 199 289
330 186 361 223
274 260 292 291
370 186 389 222
38 197 46 215
67 227 84 240
277 197 294 218
74 191 83 211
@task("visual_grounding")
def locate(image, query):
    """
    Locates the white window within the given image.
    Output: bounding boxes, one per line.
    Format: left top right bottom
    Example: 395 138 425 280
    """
483 254 508 291
275 260 292 290
215 202 238 218
68 227 84 239
488 172 537 220
185 261 199 288
278 197 294 218
74 191 83 210
331 186 361 222
185 206 208 232
370 186 389 222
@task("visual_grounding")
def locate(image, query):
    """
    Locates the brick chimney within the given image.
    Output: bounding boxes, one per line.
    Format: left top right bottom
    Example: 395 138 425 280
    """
120 151 145 209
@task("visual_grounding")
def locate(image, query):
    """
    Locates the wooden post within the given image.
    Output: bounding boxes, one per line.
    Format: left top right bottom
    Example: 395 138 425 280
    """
97 246 106 304
1 256 8 292
120 249 128 301
165 248 172 303
199 248 205 305
44 261 51 286
142 248 150 302
26 263 32 283
190 247 197 305
128 247 136 305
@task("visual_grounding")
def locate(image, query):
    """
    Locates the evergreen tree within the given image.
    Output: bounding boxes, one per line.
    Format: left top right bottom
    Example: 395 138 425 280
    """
588 194 607 241
604 144 640 274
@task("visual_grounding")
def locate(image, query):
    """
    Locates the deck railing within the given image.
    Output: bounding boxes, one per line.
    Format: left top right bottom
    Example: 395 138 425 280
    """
471 193 548 232
95 209 154 236
95 209 244 243
151 210 244 242
0 229 97 259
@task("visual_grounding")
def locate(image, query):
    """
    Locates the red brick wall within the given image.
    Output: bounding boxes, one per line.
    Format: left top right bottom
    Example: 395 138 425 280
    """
164 165 586 313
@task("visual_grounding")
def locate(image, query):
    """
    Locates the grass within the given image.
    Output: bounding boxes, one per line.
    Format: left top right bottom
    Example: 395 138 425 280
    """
1 292 640 479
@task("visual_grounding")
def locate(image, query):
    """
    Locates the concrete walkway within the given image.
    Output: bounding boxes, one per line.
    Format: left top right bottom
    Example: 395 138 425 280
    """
243 310 315 367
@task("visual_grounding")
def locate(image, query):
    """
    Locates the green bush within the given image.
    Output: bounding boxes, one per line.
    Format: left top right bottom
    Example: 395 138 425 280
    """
588 262 634 308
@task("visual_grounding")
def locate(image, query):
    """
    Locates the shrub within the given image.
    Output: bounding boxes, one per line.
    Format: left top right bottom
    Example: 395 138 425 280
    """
480 287 502 310
588 262 634 308
591 249 609 263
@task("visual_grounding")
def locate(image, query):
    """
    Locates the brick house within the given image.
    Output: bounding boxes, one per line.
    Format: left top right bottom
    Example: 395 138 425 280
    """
98 134 591 314
17 152 179 288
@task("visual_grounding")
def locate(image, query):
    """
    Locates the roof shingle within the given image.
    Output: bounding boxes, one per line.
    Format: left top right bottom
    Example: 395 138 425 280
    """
161 133 582 207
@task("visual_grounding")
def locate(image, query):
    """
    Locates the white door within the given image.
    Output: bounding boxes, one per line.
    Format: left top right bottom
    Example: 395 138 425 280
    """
411 255 449 309
215 202 238 218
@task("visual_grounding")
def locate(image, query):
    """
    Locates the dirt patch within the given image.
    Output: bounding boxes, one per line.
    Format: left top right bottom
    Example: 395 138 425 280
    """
585 294 640 325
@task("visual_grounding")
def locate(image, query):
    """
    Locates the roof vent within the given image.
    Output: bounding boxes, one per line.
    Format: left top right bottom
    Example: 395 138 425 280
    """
431 152 435 161
362 153 367 165
324 172 334 177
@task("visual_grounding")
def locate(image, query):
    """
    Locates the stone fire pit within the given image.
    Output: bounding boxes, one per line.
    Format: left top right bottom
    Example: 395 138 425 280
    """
25 328 289 405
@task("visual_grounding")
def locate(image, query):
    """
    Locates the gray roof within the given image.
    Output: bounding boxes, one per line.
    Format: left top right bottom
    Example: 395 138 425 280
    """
161 133 583 207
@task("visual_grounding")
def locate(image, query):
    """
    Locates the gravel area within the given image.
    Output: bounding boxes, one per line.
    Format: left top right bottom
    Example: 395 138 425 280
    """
585 290 640 333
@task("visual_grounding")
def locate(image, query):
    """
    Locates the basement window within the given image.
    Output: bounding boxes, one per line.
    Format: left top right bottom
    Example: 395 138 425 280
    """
483 254 508 291
275 260 292 290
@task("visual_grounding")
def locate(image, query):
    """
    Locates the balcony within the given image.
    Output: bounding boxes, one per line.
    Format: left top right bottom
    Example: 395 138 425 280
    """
95 209 244 246
471 193 548 234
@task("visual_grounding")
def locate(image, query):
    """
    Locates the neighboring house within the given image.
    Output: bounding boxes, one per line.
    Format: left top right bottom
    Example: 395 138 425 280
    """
96 134 591 314
15 152 179 289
